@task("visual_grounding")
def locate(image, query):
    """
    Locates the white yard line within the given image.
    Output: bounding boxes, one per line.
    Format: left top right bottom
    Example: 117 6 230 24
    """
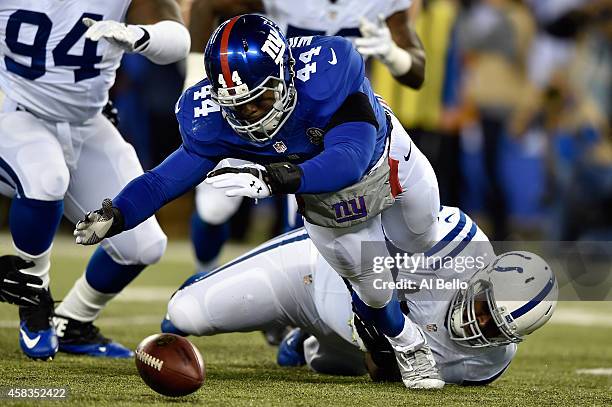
575 368 612 376
114 286 175 302
549 308 612 327
0 233 252 263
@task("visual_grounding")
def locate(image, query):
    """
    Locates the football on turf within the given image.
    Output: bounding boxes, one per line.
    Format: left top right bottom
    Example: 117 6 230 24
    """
135 333 205 397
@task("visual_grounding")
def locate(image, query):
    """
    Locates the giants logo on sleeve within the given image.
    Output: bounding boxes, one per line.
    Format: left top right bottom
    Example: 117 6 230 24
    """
261 30 285 65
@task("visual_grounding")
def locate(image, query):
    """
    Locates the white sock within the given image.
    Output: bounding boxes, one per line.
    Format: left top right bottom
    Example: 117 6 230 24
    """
386 316 424 352
55 276 115 322
14 244 52 289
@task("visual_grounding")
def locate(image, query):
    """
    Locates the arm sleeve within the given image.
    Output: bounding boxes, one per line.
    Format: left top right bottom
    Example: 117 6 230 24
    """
113 145 216 230
297 121 377 194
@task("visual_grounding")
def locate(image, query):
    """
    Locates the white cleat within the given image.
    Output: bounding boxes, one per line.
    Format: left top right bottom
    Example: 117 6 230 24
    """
393 341 445 389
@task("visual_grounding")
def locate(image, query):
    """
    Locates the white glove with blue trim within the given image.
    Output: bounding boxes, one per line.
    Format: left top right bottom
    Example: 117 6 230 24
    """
83 18 148 53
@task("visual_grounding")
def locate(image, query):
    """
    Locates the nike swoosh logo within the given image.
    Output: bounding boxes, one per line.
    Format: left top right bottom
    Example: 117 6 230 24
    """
328 48 337 65
444 213 454 223
98 346 107 353
404 142 412 161
20 328 41 349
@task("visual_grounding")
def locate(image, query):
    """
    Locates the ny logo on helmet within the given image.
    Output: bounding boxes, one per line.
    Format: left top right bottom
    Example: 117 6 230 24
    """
261 29 285 65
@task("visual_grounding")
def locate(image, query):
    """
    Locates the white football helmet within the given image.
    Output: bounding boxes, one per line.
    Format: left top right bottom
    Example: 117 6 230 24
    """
447 251 558 348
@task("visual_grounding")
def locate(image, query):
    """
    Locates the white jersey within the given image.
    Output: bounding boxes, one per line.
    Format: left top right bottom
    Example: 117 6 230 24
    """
0 0 131 122
262 0 411 38
313 206 517 384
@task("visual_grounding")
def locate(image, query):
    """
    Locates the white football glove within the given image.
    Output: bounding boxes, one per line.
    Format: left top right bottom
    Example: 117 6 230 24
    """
355 14 412 76
82 18 147 53
205 164 272 199
355 15 394 61
74 199 123 245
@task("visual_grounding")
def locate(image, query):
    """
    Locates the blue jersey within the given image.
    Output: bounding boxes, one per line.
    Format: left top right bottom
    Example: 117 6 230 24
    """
114 36 390 230
176 35 388 167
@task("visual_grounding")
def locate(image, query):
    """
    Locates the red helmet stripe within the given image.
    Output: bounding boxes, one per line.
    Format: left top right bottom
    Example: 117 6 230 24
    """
220 16 240 88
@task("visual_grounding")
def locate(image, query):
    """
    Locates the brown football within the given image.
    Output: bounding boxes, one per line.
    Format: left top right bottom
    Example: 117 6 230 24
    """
135 333 205 397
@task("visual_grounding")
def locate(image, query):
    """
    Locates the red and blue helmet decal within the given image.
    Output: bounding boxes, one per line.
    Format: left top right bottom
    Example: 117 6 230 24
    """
204 14 292 97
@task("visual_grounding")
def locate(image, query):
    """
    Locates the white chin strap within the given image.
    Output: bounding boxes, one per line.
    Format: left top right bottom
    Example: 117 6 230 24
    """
261 100 285 132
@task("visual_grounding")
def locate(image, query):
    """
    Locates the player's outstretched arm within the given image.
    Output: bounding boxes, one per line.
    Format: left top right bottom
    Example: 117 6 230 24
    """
0 256 44 307
83 0 190 65
355 10 426 89
74 146 217 245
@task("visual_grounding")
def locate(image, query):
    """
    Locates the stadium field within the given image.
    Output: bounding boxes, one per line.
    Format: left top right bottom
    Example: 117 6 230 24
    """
1 236 611 406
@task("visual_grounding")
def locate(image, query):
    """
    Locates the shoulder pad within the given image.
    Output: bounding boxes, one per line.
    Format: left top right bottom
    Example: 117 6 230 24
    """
293 36 365 111
175 79 227 148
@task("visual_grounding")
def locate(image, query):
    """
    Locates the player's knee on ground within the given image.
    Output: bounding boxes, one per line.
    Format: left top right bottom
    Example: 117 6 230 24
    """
167 292 206 335
168 266 288 336
102 218 167 265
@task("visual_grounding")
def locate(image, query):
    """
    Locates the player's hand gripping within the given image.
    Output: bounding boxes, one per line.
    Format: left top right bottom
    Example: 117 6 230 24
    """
82 18 148 53
205 164 273 199
0 256 44 307
74 199 125 245
205 162 302 199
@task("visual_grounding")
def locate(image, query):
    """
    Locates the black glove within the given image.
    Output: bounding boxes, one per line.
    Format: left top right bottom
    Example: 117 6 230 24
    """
102 100 119 128
0 255 44 306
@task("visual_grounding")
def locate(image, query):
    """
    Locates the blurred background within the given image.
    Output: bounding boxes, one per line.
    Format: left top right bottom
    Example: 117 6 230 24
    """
1 0 610 247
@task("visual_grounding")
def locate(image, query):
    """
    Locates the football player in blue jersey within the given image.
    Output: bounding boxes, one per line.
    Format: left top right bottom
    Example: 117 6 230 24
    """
74 14 442 389
185 0 426 276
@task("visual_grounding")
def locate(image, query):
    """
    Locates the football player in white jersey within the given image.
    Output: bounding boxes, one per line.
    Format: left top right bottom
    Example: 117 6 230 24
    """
186 0 426 276
0 0 189 360
186 0 425 88
163 206 558 385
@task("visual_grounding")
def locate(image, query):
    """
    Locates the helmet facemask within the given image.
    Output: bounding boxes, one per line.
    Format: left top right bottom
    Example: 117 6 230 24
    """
211 59 297 144
447 277 524 348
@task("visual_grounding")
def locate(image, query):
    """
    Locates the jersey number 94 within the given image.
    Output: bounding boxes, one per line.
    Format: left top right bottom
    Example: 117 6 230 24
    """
5 10 103 82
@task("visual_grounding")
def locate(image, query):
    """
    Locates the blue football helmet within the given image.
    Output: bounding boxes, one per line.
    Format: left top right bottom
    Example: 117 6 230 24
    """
204 14 297 143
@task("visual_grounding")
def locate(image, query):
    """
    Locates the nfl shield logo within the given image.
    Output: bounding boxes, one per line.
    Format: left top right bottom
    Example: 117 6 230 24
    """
273 141 287 153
